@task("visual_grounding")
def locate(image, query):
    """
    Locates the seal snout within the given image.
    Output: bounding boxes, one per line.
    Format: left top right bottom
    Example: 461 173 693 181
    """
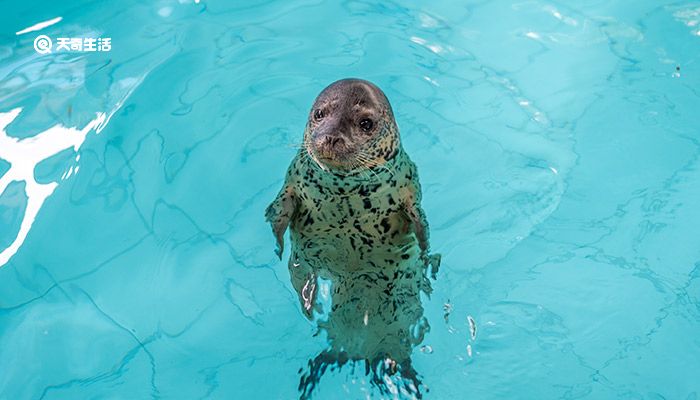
316 130 346 149
312 132 349 161
326 136 344 147
310 115 350 160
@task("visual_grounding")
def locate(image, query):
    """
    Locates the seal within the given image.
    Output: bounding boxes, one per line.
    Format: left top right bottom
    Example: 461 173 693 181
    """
265 78 439 398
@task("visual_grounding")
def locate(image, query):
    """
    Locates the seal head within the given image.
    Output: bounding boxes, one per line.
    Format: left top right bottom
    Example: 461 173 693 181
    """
304 78 399 172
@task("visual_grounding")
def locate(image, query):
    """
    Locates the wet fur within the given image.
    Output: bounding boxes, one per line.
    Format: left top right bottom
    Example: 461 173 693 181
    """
266 79 439 398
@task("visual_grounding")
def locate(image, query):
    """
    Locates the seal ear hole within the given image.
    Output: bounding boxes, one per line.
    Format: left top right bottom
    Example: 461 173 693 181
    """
359 118 374 133
314 109 325 121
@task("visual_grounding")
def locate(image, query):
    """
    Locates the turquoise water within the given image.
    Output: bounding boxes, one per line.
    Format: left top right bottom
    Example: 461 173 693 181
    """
1 0 700 399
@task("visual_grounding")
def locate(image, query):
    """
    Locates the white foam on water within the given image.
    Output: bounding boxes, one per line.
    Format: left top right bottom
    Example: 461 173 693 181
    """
0 109 106 267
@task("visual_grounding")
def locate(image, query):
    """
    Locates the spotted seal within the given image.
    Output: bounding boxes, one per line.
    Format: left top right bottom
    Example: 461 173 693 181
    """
265 78 439 398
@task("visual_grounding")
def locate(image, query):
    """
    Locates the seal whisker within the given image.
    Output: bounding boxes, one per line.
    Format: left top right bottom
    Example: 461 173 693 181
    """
360 150 396 178
357 162 374 182
288 138 314 149
377 163 396 178
355 153 383 181
350 154 373 180
347 158 369 181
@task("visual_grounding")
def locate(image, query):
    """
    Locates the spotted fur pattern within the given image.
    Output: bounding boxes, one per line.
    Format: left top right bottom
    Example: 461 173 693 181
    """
265 79 439 397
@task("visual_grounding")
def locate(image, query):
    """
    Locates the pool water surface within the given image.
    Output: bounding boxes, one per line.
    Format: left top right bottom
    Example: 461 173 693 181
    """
1 0 700 399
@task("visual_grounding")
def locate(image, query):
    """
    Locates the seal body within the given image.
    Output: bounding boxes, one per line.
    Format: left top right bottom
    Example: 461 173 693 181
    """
265 79 438 397
284 146 429 352
288 146 423 274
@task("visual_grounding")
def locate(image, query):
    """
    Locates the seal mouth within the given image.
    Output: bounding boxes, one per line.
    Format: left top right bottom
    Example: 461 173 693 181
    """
307 137 353 168
310 149 353 170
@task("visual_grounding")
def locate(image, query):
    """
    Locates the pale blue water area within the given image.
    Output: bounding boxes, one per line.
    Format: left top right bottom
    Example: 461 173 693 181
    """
1 0 700 399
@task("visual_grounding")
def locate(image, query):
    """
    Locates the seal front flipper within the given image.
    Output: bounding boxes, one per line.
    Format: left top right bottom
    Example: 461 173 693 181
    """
399 174 441 278
265 185 297 259
403 200 429 253
403 198 441 283
399 174 430 254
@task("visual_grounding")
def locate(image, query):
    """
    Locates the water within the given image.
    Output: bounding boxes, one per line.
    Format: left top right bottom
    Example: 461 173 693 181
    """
1 0 699 398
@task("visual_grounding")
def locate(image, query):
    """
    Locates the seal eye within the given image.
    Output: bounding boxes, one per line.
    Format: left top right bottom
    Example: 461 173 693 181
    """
313 109 325 121
359 118 374 133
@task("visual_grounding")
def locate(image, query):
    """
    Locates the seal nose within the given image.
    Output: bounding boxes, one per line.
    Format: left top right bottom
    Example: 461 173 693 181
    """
312 117 346 154
325 136 344 147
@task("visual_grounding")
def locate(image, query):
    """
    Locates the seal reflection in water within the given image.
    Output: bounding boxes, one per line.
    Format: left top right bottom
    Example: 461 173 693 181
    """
266 78 440 399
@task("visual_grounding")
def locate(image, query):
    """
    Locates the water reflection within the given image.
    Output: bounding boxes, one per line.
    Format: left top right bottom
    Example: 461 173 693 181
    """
293 248 437 398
